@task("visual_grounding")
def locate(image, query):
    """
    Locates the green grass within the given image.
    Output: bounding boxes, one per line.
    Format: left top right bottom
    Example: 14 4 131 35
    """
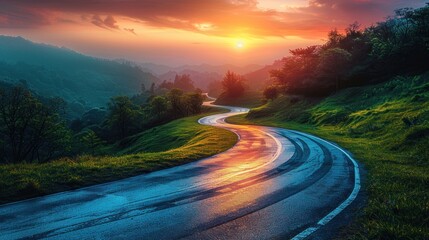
0 108 237 204
227 74 429 239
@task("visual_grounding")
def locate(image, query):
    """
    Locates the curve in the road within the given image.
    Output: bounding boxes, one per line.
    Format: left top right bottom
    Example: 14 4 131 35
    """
0 102 361 240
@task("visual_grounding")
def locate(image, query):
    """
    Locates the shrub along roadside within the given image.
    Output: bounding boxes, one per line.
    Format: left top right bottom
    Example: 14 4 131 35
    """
0 109 237 204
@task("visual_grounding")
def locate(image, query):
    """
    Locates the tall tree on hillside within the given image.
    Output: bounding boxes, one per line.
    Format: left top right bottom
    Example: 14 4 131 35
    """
222 71 245 97
150 96 168 119
167 89 185 117
183 93 203 115
107 96 139 139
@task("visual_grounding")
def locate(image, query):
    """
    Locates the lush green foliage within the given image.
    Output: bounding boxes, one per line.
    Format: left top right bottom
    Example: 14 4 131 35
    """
81 130 104 155
0 86 71 163
269 5 429 96
107 96 143 139
71 88 204 146
227 73 429 239
0 109 237 204
0 79 206 163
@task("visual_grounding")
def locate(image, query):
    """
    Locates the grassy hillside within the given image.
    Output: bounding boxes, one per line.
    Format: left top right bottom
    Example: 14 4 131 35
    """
0 109 237 204
227 73 429 239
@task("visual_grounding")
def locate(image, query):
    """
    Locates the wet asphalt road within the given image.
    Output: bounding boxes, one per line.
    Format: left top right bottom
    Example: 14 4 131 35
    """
0 102 360 240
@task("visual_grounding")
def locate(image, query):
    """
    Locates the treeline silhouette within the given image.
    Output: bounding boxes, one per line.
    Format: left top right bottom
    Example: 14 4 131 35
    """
158 74 200 93
266 4 429 98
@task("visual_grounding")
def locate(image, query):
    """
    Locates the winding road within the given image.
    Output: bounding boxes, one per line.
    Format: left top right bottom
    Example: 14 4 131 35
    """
0 102 361 240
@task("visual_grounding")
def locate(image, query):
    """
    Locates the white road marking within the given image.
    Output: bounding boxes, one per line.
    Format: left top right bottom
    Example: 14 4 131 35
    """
290 131 361 240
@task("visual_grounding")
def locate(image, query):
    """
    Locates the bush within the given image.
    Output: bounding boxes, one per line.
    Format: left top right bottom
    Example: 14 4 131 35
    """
263 86 279 100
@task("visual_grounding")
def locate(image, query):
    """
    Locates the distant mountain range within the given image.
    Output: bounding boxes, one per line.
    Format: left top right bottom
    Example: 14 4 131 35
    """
243 59 285 90
0 35 285 116
137 61 283 91
0 35 159 114
138 62 262 76
127 61 266 90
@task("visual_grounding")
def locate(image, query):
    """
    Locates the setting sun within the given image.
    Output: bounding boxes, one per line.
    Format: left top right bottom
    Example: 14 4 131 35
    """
236 41 244 49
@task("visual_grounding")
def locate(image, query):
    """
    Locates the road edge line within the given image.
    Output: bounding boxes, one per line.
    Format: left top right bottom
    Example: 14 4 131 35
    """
290 131 361 240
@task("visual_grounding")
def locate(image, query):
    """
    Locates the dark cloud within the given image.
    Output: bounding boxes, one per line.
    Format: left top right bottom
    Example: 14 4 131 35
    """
0 0 426 37
124 28 137 35
104 15 119 29
0 2 50 28
90 15 119 29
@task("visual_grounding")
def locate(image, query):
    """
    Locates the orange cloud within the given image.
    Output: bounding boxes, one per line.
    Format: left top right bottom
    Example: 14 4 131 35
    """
0 0 426 38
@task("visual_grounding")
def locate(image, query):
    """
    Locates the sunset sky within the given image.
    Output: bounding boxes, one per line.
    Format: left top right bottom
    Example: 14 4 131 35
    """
0 0 426 66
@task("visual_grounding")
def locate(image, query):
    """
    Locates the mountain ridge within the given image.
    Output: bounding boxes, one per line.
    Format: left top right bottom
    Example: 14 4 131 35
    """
0 35 159 115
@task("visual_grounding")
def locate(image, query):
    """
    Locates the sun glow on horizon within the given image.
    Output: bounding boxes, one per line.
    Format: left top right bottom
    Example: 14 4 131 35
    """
236 40 245 49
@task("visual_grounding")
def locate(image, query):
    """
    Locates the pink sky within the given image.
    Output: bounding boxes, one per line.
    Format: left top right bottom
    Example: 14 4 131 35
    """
0 0 426 65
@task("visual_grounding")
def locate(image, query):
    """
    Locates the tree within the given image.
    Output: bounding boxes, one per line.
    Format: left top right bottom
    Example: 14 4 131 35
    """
0 86 71 163
159 74 196 92
167 88 185 117
174 74 195 92
150 96 168 119
183 93 203 115
325 29 344 49
222 71 245 97
107 96 139 139
263 85 279 101
270 56 309 93
318 48 352 91
159 80 175 90
345 21 362 37
81 130 104 155
290 45 319 59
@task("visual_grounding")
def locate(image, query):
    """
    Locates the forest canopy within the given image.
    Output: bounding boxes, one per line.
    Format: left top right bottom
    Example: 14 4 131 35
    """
268 5 429 97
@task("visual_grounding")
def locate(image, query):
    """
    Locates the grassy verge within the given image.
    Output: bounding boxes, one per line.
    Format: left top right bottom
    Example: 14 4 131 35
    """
227 74 429 239
0 108 237 204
